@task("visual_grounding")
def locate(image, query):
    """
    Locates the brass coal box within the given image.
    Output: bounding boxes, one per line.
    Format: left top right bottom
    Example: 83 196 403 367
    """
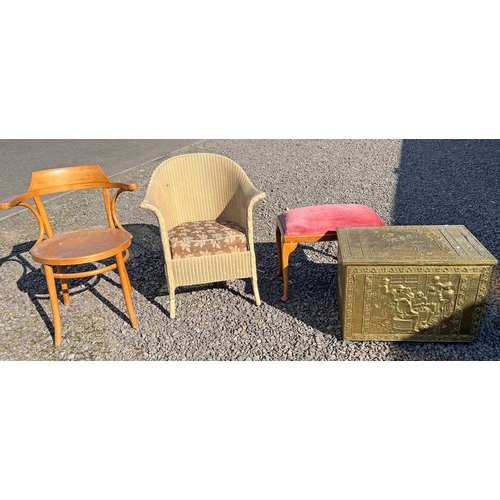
337 225 498 342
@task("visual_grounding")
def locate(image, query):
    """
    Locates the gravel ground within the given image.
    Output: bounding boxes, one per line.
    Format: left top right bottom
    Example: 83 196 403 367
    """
1 139 499 361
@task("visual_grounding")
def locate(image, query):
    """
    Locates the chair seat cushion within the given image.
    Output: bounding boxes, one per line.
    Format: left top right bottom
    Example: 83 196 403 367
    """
278 204 386 237
169 220 247 259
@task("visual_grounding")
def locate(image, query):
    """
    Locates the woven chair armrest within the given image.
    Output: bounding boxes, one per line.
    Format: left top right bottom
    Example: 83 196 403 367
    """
140 199 173 260
246 189 266 208
242 187 266 245
231 173 266 210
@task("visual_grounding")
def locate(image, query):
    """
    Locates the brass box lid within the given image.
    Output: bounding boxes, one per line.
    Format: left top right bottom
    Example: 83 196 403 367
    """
337 225 498 266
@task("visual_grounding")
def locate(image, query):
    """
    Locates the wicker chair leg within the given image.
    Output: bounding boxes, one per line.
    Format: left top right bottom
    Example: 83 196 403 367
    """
162 264 176 319
251 275 261 306
169 293 176 319
165 265 175 319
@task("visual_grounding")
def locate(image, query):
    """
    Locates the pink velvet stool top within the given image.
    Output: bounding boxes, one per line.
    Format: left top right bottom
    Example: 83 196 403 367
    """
278 204 386 237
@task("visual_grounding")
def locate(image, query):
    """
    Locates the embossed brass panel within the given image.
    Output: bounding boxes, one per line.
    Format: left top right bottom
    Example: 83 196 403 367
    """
337 225 498 342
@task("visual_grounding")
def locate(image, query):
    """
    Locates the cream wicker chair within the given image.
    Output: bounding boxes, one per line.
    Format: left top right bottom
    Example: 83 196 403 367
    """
140 153 266 318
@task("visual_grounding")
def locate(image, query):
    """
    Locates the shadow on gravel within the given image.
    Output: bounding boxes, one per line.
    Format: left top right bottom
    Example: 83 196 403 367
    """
254 242 342 339
124 223 171 316
393 140 500 257
0 239 135 343
386 139 500 360
0 240 55 335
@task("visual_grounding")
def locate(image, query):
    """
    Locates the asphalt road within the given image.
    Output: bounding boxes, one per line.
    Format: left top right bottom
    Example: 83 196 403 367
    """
0 139 201 219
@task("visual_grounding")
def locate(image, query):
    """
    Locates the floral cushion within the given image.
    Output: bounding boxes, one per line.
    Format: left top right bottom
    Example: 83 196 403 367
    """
169 220 247 259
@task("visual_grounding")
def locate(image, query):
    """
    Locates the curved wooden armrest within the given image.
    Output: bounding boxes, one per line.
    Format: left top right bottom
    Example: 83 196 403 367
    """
112 182 139 192
0 193 28 210
110 183 139 232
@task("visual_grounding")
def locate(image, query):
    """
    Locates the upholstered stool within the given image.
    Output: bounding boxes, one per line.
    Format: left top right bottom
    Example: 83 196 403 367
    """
276 204 386 301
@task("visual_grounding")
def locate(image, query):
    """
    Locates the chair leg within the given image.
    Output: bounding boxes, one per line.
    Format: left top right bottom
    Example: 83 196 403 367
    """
251 275 262 306
169 296 176 319
276 225 283 276
164 264 176 319
115 252 138 328
57 265 70 305
44 264 62 346
169 283 176 319
250 252 262 306
281 242 298 302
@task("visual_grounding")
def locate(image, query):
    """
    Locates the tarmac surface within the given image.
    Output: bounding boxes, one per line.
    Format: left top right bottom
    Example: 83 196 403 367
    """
0 139 201 219
0 139 499 360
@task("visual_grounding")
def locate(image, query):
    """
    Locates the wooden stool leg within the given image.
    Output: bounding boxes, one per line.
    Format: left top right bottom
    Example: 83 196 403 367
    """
57 265 70 305
115 252 138 328
281 242 298 302
44 264 62 346
276 225 283 276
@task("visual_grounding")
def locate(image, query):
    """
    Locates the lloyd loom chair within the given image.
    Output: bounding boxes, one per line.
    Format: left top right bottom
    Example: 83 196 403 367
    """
0 165 139 346
141 153 266 318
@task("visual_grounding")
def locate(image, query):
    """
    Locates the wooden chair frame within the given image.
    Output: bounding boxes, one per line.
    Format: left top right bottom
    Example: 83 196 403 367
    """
0 165 139 346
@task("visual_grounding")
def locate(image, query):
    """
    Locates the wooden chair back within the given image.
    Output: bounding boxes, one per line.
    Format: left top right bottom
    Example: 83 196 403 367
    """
0 165 138 243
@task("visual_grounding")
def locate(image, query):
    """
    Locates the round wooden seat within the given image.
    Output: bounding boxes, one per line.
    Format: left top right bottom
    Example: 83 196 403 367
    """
30 227 131 266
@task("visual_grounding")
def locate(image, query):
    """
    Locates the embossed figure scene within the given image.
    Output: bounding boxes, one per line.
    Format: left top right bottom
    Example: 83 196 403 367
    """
347 265 490 341
377 275 459 334
346 265 491 341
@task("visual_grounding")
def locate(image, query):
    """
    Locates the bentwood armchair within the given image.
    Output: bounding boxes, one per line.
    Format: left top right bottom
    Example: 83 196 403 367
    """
0 165 139 346
141 153 265 318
